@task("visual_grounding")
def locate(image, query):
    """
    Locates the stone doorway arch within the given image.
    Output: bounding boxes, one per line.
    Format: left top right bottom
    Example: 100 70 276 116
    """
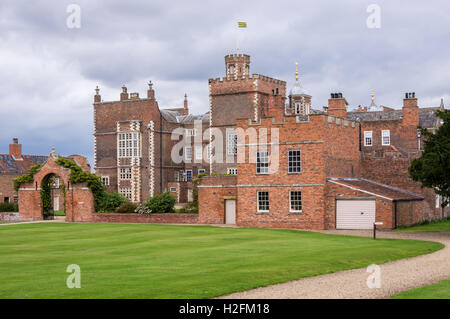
18 150 95 222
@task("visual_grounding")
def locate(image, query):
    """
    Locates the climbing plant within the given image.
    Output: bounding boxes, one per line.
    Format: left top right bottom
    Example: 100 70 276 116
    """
40 175 52 213
56 157 125 212
13 163 42 191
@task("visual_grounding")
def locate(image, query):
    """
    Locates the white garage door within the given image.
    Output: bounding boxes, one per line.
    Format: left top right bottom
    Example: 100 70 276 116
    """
336 200 376 229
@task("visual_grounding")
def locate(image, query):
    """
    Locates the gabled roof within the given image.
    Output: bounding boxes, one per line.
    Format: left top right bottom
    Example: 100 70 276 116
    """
0 154 47 174
327 177 424 201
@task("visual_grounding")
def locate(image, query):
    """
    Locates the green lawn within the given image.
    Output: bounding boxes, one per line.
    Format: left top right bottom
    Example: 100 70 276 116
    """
393 278 450 299
0 223 443 299
396 218 450 232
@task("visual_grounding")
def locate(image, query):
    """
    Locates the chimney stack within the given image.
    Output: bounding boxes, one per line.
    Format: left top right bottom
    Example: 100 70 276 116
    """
403 92 418 107
94 86 101 103
120 85 129 101
9 138 22 159
183 93 189 115
327 92 348 118
402 92 419 127
147 81 155 99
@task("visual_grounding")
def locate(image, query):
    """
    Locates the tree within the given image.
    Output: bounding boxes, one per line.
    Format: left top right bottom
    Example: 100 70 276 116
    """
409 110 450 209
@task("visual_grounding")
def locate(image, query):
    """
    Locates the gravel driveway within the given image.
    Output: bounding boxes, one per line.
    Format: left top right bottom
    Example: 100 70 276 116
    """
219 230 450 299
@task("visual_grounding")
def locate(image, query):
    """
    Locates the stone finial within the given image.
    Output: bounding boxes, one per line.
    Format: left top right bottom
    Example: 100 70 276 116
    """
95 85 100 95
148 81 153 90
122 85 127 93
50 147 59 160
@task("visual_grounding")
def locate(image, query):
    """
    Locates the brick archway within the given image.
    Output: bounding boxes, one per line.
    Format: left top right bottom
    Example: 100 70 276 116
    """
18 152 95 222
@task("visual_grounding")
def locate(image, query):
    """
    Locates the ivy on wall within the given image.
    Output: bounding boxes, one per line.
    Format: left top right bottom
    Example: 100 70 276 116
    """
13 163 42 191
40 176 52 213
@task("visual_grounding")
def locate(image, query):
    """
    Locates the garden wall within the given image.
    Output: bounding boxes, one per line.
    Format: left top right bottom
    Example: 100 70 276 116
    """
0 212 21 222
91 213 198 224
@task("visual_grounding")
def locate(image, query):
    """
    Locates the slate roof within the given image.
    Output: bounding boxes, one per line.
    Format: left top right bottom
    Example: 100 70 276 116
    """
327 177 424 201
160 109 210 124
347 107 440 129
0 154 47 174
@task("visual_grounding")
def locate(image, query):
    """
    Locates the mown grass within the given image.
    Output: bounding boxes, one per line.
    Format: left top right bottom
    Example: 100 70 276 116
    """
396 218 450 232
393 278 450 299
0 223 443 299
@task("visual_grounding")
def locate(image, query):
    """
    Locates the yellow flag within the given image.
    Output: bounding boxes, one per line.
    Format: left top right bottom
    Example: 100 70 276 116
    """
238 21 247 28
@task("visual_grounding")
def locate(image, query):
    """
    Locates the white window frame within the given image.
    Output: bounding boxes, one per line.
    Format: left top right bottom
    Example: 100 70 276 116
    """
195 146 203 161
101 176 110 186
184 146 192 162
227 168 237 175
364 131 373 147
119 168 131 180
289 191 302 213
256 151 269 174
227 132 238 156
185 128 197 137
170 187 177 192
436 194 440 208
118 132 141 158
257 191 270 213
382 130 390 146
119 188 132 200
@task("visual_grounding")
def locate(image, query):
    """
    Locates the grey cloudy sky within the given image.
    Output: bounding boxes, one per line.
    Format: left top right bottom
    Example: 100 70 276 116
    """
1 0 449 166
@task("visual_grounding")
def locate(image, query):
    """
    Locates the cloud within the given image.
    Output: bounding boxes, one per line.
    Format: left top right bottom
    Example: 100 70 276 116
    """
0 0 449 166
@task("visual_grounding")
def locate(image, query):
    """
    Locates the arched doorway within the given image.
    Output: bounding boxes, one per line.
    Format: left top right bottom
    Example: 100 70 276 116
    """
41 173 64 220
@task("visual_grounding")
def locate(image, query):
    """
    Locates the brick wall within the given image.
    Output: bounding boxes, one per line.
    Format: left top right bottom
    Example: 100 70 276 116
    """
325 181 394 229
396 200 425 227
198 175 237 224
92 213 198 224
0 173 18 203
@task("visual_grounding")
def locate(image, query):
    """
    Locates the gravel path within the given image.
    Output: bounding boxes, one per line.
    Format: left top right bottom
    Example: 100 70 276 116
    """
219 230 450 299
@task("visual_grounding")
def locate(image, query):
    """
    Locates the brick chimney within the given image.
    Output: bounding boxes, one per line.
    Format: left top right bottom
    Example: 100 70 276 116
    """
183 93 189 115
267 93 284 122
9 138 22 159
94 86 101 103
402 92 419 127
147 81 155 99
327 93 348 118
120 85 129 101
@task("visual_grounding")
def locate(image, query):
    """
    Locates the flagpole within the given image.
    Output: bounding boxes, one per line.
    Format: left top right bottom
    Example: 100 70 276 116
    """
236 26 240 52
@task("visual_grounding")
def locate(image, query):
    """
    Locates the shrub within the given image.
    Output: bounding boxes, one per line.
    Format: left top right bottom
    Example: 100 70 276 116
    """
0 202 18 212
137 192 176 214
115 201 138 213
96 192 126 213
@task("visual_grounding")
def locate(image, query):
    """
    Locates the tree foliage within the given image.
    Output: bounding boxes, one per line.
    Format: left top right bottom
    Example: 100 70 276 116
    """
409 110 450 206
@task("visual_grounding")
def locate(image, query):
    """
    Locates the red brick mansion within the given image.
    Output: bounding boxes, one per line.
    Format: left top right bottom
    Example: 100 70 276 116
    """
93 53 449 230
